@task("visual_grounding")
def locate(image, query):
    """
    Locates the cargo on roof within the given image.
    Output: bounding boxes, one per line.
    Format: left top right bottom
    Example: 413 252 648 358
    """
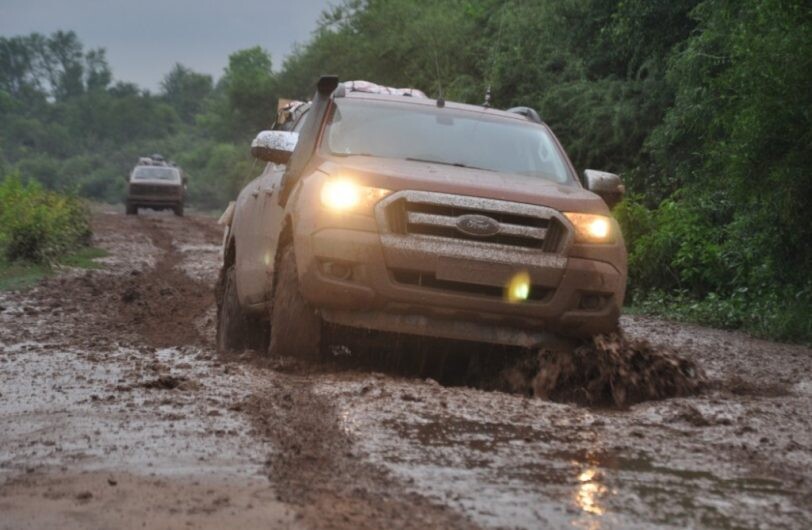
341 80 427 98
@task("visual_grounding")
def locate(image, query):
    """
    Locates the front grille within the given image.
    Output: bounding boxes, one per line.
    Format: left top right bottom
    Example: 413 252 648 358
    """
391 269 552 302
384 194 565 252
130 184 177 196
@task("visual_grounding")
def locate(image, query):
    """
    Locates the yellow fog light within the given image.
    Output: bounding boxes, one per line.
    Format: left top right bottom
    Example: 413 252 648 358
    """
505 271 531 303
320 179 391 215
564 213 614 244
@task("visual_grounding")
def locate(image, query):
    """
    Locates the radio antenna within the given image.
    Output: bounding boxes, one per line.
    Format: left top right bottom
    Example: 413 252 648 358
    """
484 6 507 107
429 34 445 107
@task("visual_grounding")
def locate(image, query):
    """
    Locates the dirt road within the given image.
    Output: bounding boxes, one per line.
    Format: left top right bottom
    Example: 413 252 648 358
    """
1 209 810 529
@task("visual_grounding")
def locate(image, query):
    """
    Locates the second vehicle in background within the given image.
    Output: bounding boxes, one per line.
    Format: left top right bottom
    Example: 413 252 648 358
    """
125 154 187 216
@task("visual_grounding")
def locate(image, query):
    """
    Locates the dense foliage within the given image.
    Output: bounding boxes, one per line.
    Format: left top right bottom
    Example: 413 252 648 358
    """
1 1 809 340
0 173 90 263
0 31 269 210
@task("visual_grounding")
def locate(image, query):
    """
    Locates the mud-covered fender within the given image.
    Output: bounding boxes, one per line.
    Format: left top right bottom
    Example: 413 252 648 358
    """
218 201 236 258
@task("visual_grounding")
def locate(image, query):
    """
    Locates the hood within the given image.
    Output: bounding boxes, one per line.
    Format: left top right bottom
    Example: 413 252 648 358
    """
317 156 609 214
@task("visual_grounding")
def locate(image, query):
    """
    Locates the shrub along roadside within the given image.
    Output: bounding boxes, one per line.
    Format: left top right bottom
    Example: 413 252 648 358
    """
0 172 102 290
616 196 812 344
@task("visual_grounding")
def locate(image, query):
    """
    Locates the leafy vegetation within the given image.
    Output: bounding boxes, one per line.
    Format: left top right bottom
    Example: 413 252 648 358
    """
0 173 90 262
0 173 102 290
1 1 809 340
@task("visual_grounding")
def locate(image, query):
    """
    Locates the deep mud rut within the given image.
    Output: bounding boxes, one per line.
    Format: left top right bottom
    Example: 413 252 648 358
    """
1 208 810 529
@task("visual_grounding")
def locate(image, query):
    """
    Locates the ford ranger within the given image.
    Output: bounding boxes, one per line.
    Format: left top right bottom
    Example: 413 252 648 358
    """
216 76 627 358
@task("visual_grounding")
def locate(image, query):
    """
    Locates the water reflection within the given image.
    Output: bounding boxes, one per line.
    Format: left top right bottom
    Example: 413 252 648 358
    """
576 467 607 515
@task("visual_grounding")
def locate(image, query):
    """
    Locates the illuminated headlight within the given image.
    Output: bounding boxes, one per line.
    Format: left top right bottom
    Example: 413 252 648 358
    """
320 179 391 215
564 212 615 244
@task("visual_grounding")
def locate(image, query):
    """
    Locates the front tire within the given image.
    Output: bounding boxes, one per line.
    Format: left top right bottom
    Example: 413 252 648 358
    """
216 265 268 354
126 203 137 215
268 245 322 360
174 203 184 217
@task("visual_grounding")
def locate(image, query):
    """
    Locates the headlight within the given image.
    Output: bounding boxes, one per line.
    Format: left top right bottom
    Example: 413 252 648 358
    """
564 212 615 244
320 179 391 215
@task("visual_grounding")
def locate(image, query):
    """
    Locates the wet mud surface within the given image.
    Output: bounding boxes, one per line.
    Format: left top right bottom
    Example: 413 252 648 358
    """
1 208 810 529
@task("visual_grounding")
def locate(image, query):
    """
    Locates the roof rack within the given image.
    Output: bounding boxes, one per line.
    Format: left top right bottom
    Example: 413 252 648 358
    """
506 106 543 124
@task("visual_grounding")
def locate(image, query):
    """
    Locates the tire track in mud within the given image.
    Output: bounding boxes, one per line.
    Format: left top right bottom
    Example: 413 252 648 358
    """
111 215 217 349
244 370 477 530
126 213 474 528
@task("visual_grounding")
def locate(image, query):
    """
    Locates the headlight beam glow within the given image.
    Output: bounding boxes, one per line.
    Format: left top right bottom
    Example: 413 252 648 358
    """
320 179 391 214
564 212 614 244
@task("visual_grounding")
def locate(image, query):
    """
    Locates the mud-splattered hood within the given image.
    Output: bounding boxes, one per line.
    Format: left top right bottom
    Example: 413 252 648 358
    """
318 156 609 214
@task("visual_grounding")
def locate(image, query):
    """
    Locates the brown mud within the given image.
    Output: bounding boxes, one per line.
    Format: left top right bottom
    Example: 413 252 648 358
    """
319 328 705 407
1 208 810 529
503 332 706 406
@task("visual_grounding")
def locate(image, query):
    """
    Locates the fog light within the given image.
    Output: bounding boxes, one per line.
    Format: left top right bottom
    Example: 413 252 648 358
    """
505 271 531 303
579 294 607 311
322 261 353 281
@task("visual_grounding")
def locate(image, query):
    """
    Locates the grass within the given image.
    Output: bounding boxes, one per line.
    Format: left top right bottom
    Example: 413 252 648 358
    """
0 247 108 291
624 288 812 346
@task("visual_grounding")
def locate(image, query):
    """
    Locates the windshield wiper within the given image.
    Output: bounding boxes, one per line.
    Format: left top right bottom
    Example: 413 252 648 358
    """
405 157 492 172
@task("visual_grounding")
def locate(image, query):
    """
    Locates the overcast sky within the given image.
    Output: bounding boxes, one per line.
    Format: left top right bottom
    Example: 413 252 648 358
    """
0 0 334 91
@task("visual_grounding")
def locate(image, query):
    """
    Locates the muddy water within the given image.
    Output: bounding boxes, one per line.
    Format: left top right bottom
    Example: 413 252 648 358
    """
1 208 810 529
0 210 297 529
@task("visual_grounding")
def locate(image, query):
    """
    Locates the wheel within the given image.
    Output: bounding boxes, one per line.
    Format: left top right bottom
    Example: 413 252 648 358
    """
268 245 322 360
126 203 137 215
174 203 184 217
215 265 268 353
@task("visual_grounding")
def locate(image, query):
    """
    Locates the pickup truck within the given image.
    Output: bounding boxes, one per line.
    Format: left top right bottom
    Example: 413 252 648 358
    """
216 77 627 358
125 156 186 216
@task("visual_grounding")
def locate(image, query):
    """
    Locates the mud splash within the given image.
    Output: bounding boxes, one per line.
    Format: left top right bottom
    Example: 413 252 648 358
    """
327 328 705 407
502 332 705 407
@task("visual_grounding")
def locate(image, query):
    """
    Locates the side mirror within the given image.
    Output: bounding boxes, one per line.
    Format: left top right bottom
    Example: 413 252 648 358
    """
251 130 298 164
583 169 625 209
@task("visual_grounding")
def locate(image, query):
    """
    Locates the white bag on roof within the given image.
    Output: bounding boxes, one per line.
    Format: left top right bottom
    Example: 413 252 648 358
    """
343 80 427 98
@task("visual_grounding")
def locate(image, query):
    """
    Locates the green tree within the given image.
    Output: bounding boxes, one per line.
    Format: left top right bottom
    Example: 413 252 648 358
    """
161 63 213 123
220 47 277 137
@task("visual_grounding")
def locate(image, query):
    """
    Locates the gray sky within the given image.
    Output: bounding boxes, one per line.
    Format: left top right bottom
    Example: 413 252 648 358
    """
0 0 334 91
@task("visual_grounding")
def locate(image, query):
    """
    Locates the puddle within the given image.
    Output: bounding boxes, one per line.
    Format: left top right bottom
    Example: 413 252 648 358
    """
313 374 811 529
0 345 269 481
175 243 221 283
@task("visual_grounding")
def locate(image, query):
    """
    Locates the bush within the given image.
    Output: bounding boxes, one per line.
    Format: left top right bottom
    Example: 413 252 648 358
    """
618 194 812 343
0 172 91 263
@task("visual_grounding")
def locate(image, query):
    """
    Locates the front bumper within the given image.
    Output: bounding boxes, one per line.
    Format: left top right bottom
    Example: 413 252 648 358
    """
128 196 182 206
292 187 626 345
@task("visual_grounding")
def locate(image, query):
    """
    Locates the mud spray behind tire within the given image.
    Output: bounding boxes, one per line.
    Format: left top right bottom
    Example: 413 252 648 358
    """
502 332 706 407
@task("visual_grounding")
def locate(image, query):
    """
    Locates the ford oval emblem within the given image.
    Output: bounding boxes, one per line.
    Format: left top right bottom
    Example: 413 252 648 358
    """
456 214 500 237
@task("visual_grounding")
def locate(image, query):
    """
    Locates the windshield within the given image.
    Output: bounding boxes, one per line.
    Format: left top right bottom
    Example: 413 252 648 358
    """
323 99 573 184
131 166 180 182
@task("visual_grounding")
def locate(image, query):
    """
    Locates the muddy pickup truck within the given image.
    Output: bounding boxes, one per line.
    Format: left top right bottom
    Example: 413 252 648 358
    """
216 76 627 357
125 156 187 216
